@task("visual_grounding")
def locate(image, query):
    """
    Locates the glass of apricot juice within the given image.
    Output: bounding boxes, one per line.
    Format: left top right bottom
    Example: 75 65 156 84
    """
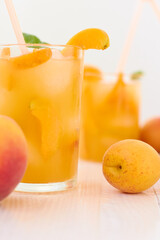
0 44 84 192
80 71 140 162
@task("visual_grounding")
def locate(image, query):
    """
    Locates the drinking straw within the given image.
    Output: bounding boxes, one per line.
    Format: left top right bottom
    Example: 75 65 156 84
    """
149 0 160 21
116 0 145 73
4 0 28 54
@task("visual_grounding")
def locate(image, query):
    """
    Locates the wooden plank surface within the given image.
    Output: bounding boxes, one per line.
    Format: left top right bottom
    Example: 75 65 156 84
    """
0 160 160 240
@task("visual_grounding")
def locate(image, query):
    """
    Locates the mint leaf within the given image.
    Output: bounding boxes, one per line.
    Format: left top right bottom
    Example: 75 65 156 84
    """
23 33 48 48
131 71 144 80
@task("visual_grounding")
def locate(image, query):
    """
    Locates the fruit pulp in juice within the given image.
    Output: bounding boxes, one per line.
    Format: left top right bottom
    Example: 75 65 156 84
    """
0 48 83 183
80 75 140 162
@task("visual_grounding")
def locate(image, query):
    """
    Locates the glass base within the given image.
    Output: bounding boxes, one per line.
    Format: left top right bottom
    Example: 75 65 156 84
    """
15 177 77 193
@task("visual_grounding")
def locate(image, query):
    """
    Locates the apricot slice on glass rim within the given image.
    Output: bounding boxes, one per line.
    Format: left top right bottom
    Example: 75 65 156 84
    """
67 28 110 50
84 65 103 82
62 28 110 57
10 48 52 69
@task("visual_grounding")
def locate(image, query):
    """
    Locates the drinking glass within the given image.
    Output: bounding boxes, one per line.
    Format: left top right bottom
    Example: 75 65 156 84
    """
0 44 84 192
80 73 140 162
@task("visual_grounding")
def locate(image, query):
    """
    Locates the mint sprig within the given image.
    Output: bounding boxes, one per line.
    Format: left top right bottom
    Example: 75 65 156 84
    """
23 33 48 48
131 71 144 80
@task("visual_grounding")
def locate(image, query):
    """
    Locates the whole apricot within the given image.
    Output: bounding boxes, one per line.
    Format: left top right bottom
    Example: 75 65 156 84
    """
140 118 160 152
0 116 28 201
103 139 160 193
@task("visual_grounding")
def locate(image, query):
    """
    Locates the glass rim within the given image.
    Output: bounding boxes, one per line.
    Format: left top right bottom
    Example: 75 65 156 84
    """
84 72 141 84
84 71 141 79
0 43 83 51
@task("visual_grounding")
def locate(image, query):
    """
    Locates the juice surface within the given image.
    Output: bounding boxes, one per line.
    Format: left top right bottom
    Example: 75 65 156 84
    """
80 76 140 162
0 47 83 183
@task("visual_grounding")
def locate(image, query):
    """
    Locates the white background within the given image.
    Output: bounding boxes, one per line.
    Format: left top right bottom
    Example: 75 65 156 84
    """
0 0 160 123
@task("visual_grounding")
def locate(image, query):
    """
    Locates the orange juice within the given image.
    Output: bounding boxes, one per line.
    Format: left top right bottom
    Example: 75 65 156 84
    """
0 45 84 192
80 73 140 162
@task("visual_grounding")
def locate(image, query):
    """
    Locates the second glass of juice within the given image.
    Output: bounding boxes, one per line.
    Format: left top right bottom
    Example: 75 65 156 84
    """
80 72 140 162
0 44 84 192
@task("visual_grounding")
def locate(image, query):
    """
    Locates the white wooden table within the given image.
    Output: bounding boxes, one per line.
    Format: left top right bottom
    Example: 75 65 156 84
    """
1 160 160 240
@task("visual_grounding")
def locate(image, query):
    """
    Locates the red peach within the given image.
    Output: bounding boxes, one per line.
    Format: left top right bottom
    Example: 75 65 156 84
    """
140 117 160 153
0 115 28 201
